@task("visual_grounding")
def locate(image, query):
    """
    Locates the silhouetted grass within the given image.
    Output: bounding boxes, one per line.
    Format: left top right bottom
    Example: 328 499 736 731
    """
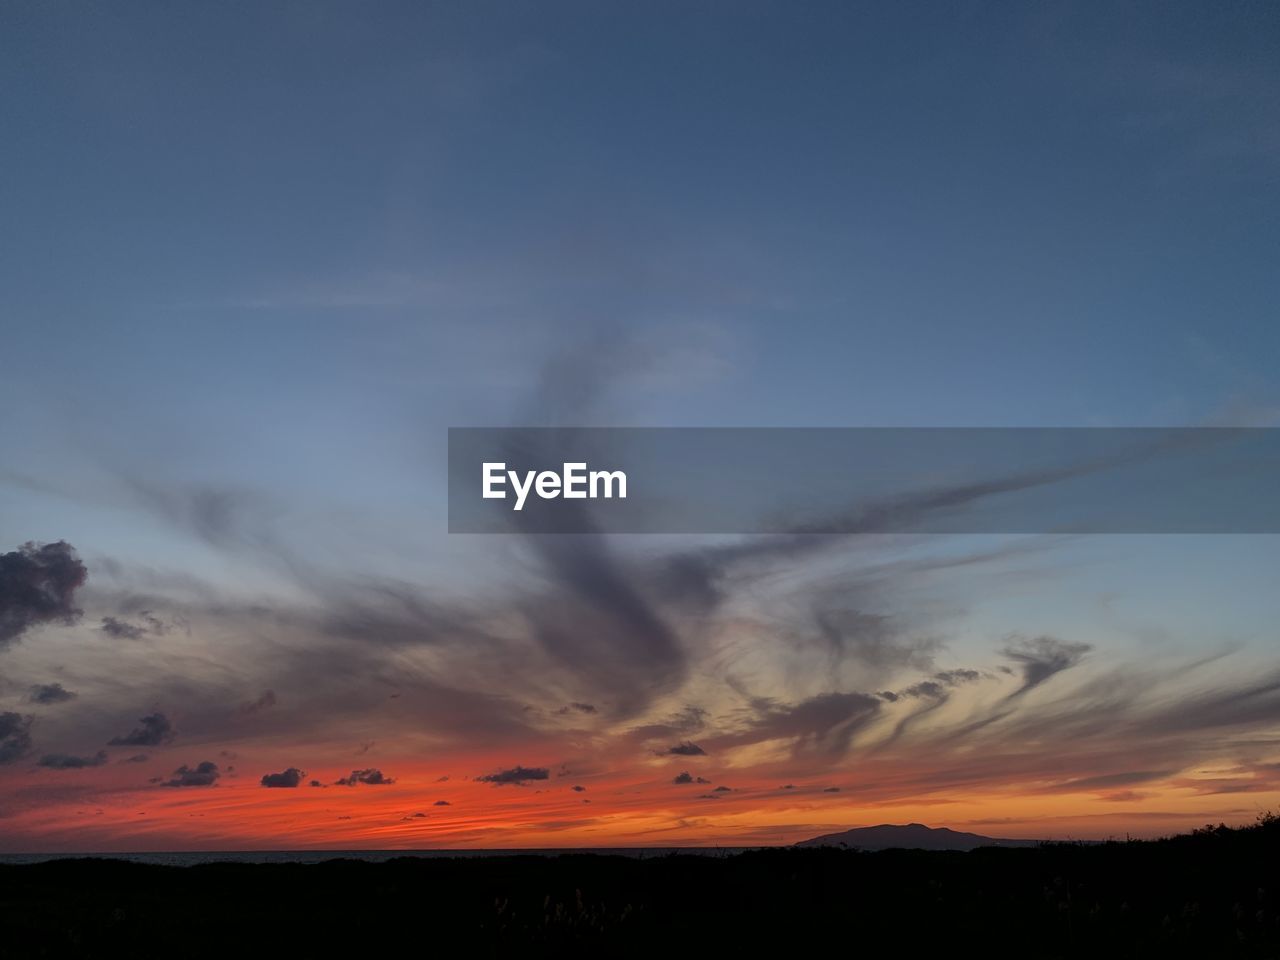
2 813 1279 957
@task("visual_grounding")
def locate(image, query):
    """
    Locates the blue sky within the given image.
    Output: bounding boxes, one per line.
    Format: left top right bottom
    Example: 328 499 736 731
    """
4 0 1277 602
1 3 1279 847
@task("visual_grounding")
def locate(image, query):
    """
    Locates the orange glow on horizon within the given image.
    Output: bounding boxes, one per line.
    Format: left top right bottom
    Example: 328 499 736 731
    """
5 751 1276 853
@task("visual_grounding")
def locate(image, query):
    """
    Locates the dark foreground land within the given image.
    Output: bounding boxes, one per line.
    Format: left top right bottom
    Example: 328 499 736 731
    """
3 817 1280 958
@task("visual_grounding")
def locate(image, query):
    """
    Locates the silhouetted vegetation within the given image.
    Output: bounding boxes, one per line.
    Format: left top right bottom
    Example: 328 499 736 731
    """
3 814 1280 957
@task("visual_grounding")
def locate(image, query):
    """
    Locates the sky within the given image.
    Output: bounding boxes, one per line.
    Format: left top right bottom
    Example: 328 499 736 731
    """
1 1 1280 851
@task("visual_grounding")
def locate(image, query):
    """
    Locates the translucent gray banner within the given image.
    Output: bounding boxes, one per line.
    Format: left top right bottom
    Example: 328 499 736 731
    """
447 428 1280 534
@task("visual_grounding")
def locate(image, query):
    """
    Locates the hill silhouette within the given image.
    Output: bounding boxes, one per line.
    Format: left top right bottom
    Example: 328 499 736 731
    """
796 821 1041 850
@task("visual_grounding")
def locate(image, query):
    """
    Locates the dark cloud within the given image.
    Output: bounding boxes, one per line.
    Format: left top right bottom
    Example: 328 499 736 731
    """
934 669 983 685
663 741 706 757
316 579 503 654
878 668 989 748
100 611 167 640
0 713 34 764
811 607 939 675
642 485 1067 617
164 761 219 787
823 786 841 793
477 765 549 786
336 768 394 786
239 690 277 714
108 713 174 747
1135 670 1280 736
672 771 710 785
0 541 87 649
520 531 686 718
709 691 883 758
555 702 598 716
712 785 731 792
901 680 946 699
1001 636 1092 696
100 617 145 640
571 785 586 792
1047 770 1173 792
28 682 76 704
506 360 691 718
433 799 451 806
758 430 1217 542
260 767 306 788
38 750 107 769
625 705 708 745
309 780 325 788
121 754 149 764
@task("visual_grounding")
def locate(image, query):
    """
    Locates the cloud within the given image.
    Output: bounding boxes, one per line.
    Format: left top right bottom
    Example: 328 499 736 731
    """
823 786 841 792
710 691 883 758
433 799 451 806
239 690 277 714
519 531 687 718
900 681 945 699
120 754 149 764
100 611 168 640
507 355 692 718
0 541 87 649
934 669 982 685
38 750 108 769
99 617 145 640
571 785 586 792
108 713 175 747
164 761 219 787
336 768 394 786
477 765 549 785
876 668 990 747
118 481 278 557
28 683 76 705
1100 790 1152 803
672 771 710 785
1001 636 1092 697
712 785 731 792
663 741 706 756
28 418 1280 842
1052 770 1173 791
0 713 33 764
260 767 306 788
309 780 325 788
555 702 598 715
810 607 940 675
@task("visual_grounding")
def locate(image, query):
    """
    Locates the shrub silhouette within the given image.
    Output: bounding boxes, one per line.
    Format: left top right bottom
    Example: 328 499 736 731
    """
2 813 1279 957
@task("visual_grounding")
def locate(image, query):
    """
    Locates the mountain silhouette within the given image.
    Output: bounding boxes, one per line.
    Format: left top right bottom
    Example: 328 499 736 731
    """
795 822 1039 851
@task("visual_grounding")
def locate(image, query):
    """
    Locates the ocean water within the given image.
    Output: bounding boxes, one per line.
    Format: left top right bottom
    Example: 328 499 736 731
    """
0 847 760 866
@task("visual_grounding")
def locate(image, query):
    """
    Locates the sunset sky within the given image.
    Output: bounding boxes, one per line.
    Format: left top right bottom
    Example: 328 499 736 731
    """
2 2 1280 851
